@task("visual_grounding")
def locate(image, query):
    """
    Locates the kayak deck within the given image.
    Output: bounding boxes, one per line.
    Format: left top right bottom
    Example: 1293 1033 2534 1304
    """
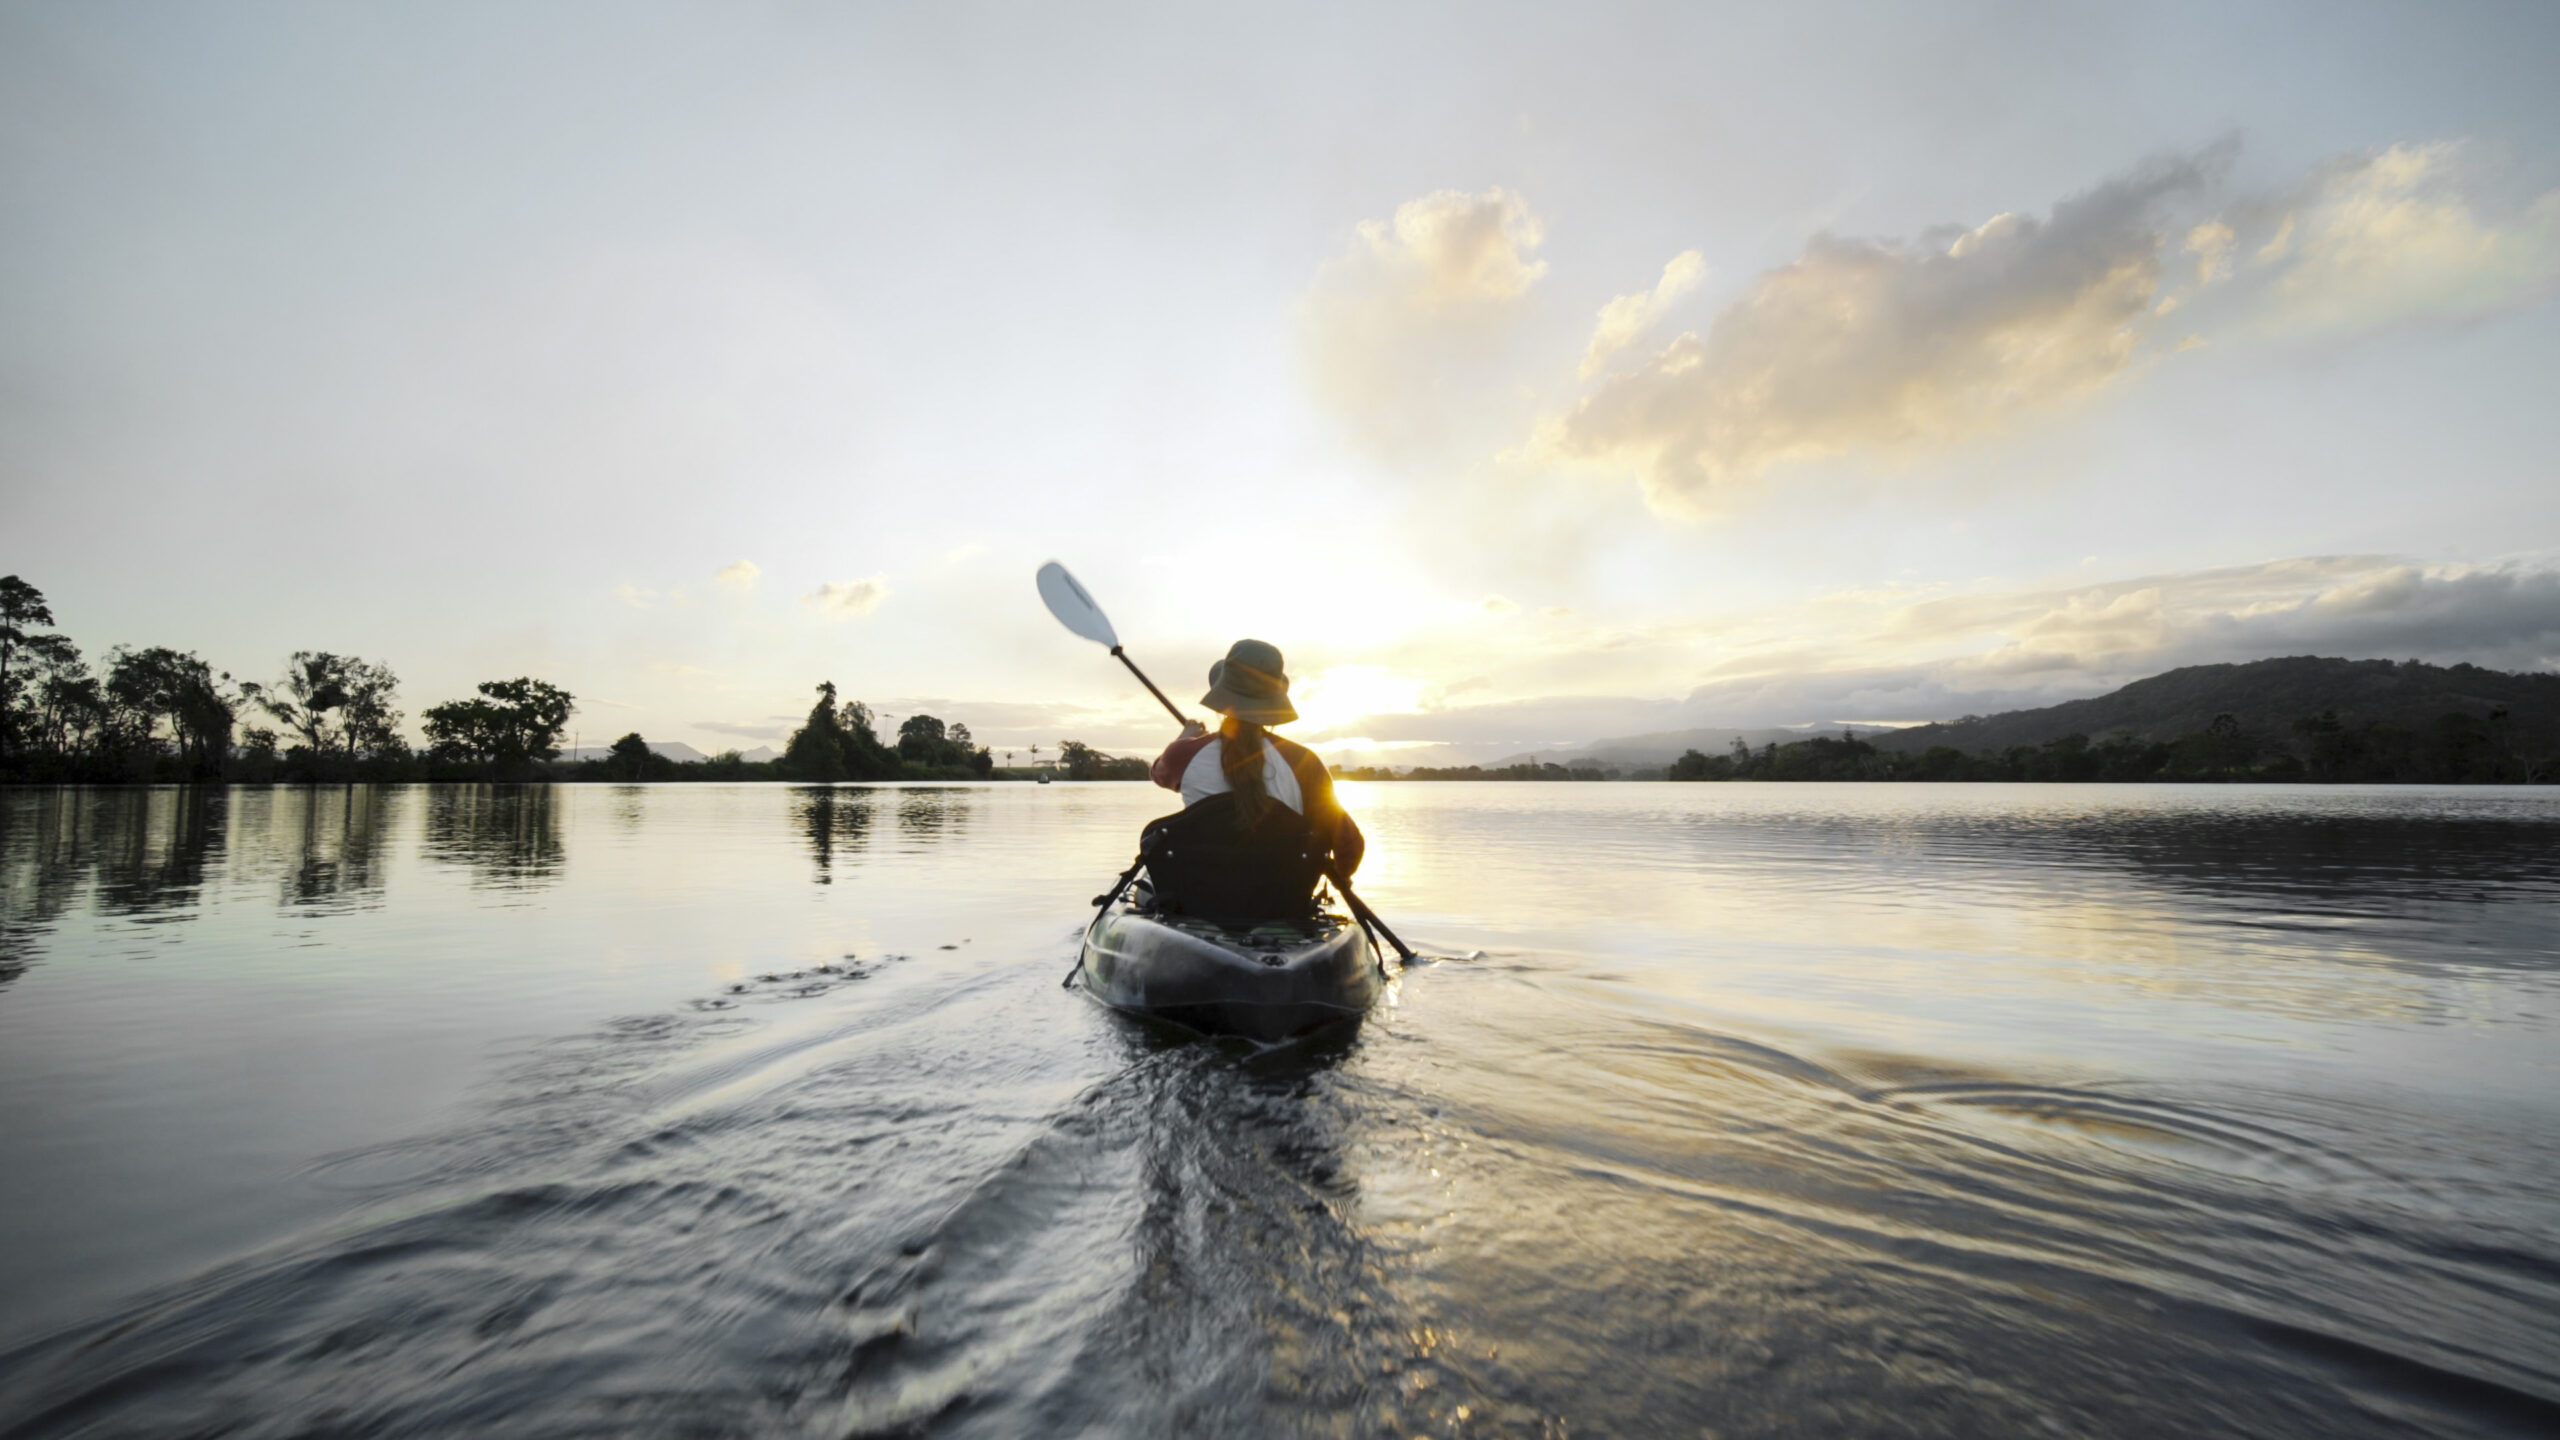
1078 904 1381 1043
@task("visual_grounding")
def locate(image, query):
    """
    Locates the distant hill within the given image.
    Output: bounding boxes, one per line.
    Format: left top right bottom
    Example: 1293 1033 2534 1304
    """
1871 657 2560 755
556 740 711 763
1503 725 1897 770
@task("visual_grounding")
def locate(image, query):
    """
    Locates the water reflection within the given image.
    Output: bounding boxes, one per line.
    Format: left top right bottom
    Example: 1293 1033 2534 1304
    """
0 791 100 989
0 788 230 989
796 787 874 883
273 787 398 914
423 786 563 891
92 788 226 919
2060 806 2560 908
893 788 972 850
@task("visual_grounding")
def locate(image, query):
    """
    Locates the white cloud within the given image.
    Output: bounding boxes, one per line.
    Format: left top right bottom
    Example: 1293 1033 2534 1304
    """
1300 187 1550 461
695 718 794 741
714 559 760 591
804 577 888 617
1544 152 2220 512
1354 187 1549 304
2243 142 2560 334
1581 249 1705 378
1524 140 2558 517
614 584 660 608
2184 220 2236 285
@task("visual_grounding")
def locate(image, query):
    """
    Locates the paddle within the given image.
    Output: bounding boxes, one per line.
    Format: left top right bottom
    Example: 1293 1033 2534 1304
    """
1034 560 1418 963
1036 561 1187 725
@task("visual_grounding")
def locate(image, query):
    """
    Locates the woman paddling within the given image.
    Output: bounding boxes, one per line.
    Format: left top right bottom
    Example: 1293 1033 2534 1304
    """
1150 639 1364 881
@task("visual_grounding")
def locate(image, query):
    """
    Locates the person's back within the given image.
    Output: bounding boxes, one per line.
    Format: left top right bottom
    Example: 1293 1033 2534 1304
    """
1142 639 1363 920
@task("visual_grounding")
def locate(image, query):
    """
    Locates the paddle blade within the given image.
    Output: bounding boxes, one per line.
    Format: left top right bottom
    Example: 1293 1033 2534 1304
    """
1036 561 1119 648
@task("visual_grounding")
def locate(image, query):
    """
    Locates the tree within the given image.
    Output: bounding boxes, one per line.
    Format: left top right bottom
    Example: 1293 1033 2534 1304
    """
607 732 654 780
780 682 903 782
0 575 57 760
1057 739 1147 780
897 713 948 760
106 646 237 778
246 652 401 760
422 677 576 767
782 682 851 781
10 632 102 773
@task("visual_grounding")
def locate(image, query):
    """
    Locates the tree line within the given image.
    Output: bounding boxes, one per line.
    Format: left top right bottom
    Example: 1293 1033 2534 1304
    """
0 574 1024 785
1663 709 2550 783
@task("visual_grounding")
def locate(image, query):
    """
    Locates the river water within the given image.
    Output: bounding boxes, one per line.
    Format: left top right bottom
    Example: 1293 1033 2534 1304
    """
0 781 2555 1438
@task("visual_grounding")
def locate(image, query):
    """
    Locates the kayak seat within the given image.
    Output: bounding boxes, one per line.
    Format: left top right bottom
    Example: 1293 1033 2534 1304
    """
1138 793 1331 927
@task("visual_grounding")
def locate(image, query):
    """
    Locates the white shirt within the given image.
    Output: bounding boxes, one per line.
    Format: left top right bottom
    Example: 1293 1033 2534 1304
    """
1179 738 1305 813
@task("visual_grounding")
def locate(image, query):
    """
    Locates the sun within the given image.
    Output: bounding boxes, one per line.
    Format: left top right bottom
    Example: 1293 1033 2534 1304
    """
1287 665 1426 737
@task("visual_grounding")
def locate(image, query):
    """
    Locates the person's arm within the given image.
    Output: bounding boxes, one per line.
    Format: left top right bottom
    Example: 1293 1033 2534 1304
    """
1285 741 1365 876
1150 722 1210 790
1330 809 1365 878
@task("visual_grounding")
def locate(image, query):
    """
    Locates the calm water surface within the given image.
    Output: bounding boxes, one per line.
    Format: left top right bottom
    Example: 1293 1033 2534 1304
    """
1 782 2555 1437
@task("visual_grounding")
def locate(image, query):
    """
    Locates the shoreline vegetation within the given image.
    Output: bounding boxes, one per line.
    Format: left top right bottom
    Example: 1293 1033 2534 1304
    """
0 573 1154 787
3 574 2550 786
1340 712 2550 785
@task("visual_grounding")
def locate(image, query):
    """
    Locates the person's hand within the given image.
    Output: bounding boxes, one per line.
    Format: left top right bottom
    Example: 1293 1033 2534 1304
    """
1181 720 1207 740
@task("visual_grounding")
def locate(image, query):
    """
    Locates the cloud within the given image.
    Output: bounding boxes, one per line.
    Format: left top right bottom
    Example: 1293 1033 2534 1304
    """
1529 140 2557 515
714 559 760 591
1545 151 2222 512
1300 187 1549 461
1351 187 1549 304
615 584 660 608
2237 142 2560 334
804 576 888 617
1580 249 1705 378
1261 554 2560 759
695 718 794 741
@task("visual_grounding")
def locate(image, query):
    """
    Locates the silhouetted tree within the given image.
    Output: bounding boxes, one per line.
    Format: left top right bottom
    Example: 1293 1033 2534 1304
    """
422 678 576 767
106 646 237 779
1057 740 1147 780
780 681 902 781
245 652 401 762
0 575 56 761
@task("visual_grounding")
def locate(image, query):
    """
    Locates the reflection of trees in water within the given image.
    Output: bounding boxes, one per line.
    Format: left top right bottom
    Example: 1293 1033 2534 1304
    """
424 785 563 890
1 791 99 988
795 787 874 883
276 786 398 912
894 788 972 849
1997 810 2560 910
0 788 228 988
91 788 226 918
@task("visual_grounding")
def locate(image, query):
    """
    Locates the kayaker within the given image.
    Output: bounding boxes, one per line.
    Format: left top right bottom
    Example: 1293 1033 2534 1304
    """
1150 639 1365 878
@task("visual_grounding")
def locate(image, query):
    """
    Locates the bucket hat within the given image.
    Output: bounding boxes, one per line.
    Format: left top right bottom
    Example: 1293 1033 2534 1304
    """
1200 639 1297 725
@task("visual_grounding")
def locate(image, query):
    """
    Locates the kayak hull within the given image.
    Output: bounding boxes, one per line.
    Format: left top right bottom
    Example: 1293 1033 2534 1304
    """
1079 905 1381 1042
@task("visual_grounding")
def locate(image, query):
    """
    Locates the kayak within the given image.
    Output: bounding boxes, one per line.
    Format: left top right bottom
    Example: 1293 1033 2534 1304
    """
1076 899 1382 1042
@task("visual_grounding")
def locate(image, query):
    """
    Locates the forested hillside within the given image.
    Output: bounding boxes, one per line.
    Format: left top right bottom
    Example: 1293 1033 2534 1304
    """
1873 657 2560 758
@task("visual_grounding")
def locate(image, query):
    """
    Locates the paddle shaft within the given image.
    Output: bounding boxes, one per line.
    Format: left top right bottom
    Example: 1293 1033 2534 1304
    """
1111 646 1188 725
1332 872 1415 963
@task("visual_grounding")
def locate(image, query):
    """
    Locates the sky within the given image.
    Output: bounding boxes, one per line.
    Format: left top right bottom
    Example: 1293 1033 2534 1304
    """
5 0 2558 764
